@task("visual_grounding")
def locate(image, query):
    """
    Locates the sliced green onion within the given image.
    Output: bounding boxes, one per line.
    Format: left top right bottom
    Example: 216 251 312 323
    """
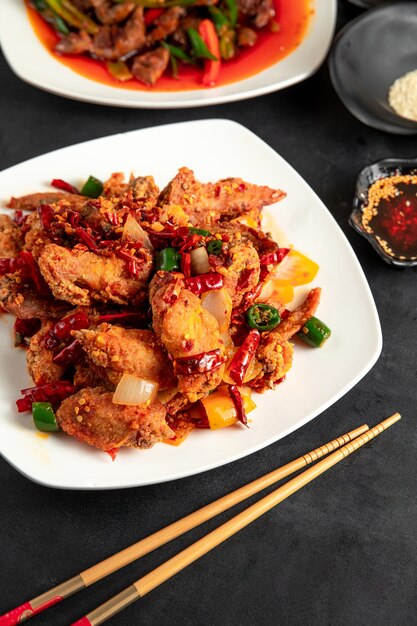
207 239 222 255
81 175 104 198
155 247 181 272
187 28 218 61
161 41 195 65
32 402 60 432
225 0 238 26
297 316 331 348
246 303 280 332
208 6 230 30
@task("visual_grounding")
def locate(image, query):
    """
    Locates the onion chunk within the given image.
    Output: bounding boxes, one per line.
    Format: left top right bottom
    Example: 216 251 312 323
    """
112 373 159 406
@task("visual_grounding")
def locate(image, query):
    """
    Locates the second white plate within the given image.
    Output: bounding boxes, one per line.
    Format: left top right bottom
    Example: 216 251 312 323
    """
0 0 336 108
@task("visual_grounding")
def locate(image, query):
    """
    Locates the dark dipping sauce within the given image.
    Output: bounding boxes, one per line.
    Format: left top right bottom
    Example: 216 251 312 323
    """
361 175 417 260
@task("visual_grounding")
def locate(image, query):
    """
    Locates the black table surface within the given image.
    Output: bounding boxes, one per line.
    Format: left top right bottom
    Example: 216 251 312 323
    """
1 2 416 625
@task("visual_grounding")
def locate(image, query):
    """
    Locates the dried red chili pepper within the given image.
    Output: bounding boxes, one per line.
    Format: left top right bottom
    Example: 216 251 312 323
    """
14 318 41 347
75 226 99 252
228 329 260 385
0 257 26 276
106 447 120 461
44 310 90 349
19 251 50 296
51 178 79 194
117 249 142 277
187 273 224 295
228 384 248 427
97 312 146 324
162 276 183 304
181 252 191 279
53 340 84 365
174 349 223 375
37 204 55 230
237 268 256 291
259 248 290 266
16 381 75 413
177 234 202 253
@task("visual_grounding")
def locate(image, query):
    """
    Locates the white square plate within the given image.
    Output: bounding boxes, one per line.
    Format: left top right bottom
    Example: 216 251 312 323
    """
0 0 336 108
0 120 382 489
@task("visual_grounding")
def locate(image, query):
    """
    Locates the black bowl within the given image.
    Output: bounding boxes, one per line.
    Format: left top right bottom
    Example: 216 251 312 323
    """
350 156 417 267
329 2 417 134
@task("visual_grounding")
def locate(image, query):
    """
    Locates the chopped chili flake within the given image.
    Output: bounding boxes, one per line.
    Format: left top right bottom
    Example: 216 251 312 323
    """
75 226 99 252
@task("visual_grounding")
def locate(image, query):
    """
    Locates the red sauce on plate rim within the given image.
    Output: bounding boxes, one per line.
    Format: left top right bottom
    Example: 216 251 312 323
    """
26 0 314 92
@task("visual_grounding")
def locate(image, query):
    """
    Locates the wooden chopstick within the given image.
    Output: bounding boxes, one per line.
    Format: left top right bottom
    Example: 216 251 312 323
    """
0 423 368 626
71 413 400 626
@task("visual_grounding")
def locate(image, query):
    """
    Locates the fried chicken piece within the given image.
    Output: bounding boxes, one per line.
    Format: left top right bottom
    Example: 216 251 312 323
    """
7 192 76 211
277 287 321 341
74 361 107 390
74 324 176 389
249 288 321 391
0 275 70 319
159 167 285 226
56 387 173 451
150 271 225 402
26 321 65 385
0 215 22 258
131 47 170 86
103 172 129 198
219 241 260 307
38 243 152 307
238 0 274 28
127 175 160 208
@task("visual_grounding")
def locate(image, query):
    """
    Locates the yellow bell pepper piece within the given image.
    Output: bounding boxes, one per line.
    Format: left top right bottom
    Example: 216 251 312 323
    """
201 387 256 430
273 249 319 286
260 278 294 305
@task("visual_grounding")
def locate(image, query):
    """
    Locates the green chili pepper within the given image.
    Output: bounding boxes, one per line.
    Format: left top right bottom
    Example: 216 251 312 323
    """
33 0 48 10
156 247 182 272
161 41 195 65
189 227 211 236
44 0 99 34
187 28 218 61
81 175 104 198
224 0 238 26
208 6 230 31
53 13 70 34
170 55 179 79
207 239 223 255
219 29 235 60
246 303 281 332
32 402 60 432
297 316 331 348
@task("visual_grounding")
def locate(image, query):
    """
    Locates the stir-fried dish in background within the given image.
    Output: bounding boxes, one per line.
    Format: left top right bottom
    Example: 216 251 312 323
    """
28 0 311 87
0 167 329 458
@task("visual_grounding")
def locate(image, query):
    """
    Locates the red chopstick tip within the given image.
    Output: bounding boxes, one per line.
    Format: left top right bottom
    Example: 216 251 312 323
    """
71 618 93 626
0 603 34 626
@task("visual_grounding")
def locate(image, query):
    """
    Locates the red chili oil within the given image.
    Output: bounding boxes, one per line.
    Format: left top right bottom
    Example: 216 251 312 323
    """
25 0 313 92
361 174 417 260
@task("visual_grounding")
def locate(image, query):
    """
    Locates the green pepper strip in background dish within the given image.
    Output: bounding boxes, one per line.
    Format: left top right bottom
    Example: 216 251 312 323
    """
156 247 182 272
225 0 238 26
246 304 281 331
32 402 60 432
207 239 222 255
187 28 218 61
161 42 195 65
81 175 104 198
297 316 331 348
208 6 230 30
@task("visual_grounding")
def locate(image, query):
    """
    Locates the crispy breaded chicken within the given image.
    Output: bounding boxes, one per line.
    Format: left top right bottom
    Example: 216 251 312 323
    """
38 243 152 306
150 271 225 402
250 288 321 391
26 321 65 385
56 387 173 451
74 324 176 389
0 215 22 258
159 167 285 227
0 275 70 319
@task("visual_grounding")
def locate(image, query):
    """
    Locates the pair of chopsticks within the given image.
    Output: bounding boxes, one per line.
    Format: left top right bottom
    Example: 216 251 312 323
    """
0 413 400 626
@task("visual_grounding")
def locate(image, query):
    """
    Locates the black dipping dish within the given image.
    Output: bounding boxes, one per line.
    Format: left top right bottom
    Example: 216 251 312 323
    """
350 156 417 268
329 2 417 134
